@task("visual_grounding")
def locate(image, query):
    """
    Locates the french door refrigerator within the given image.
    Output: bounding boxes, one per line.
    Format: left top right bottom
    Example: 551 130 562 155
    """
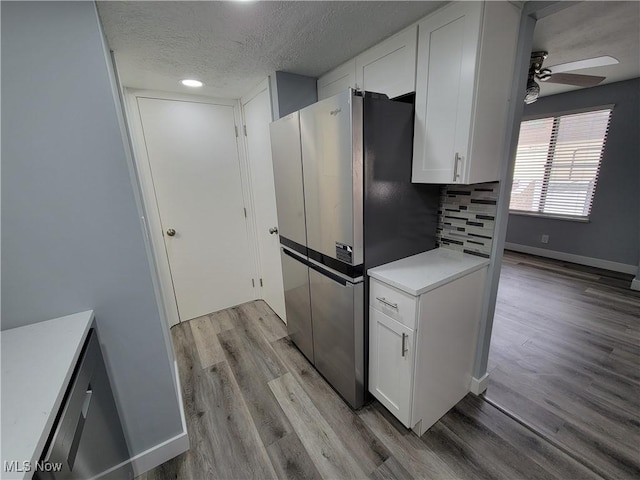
270 89 439 408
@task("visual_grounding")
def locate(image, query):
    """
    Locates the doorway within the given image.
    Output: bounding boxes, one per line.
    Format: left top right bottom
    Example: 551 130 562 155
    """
241 81 287 321
483 2 640 477
129 93 257 323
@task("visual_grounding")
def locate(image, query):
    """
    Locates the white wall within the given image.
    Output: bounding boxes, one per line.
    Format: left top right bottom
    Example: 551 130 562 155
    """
1 1 183 458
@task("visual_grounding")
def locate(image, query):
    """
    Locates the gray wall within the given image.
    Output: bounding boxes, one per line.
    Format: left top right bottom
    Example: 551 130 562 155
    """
1 1 183 455
270 71 317 120
506 78 640 267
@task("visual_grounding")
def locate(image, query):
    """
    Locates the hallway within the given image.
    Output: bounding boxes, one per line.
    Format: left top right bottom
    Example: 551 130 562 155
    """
140 300 600 479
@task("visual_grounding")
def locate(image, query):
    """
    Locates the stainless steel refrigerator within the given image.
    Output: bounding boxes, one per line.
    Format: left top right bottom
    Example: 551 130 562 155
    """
270 89 440 408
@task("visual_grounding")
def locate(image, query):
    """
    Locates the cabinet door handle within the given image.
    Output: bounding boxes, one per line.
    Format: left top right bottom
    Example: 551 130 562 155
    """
376 297 398 309
401 333 408 357
453 152 462 181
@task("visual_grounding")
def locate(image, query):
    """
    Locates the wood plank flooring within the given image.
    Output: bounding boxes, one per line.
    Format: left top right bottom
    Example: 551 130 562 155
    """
486 251 640 480
139 299 607 480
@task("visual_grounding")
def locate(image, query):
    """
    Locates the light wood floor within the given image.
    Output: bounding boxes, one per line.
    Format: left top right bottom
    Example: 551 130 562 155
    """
139 298 606 480
486 251 640 479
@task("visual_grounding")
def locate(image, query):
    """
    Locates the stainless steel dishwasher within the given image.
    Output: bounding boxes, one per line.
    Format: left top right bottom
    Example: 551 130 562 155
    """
36 329 132 480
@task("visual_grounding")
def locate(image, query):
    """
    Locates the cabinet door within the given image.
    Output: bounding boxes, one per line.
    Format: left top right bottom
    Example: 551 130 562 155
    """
412 2 482 184
355 26 417 99
317 60 357 100
369 307 415 427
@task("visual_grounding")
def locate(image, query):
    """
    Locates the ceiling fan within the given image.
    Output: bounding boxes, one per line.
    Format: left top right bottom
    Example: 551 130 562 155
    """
524 51 619 104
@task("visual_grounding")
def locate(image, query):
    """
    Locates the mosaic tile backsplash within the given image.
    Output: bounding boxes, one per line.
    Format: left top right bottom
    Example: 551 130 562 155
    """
437 182 499 259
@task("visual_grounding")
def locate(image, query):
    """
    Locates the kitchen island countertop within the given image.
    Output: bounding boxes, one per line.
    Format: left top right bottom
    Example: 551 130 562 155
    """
368 248 490 296
1 311 94 479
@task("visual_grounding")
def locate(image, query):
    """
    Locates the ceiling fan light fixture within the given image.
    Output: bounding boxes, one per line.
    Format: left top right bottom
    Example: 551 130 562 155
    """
524 77 540 104
537 68 552 81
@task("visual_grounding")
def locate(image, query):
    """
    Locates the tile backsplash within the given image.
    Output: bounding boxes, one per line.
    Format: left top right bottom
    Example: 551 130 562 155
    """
437 182 499 259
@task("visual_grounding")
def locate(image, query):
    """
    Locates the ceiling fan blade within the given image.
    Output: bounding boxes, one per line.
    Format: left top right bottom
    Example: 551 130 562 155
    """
548 56 619 74
544 73 606 87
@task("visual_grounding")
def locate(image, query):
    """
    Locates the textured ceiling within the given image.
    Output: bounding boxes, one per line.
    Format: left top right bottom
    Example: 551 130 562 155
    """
98 1 640 101
532 1 640 97
97 1 446 99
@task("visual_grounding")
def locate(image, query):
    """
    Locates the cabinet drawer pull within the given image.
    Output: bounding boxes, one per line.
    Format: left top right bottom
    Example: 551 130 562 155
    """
401 333 408 357
453 152 462 181
376 297 398 309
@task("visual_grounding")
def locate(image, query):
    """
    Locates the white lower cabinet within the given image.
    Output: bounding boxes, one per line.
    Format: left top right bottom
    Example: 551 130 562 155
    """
368 307 415 426
368 256 487 436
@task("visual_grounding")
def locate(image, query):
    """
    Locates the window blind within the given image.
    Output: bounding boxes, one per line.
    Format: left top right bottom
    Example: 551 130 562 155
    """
510 108 612 218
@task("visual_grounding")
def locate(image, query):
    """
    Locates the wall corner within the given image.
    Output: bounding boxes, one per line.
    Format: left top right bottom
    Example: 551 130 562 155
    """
470 373 490 395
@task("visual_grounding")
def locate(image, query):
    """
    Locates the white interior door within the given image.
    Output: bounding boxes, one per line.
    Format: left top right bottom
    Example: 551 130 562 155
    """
242 84 287 321
137 97 255 321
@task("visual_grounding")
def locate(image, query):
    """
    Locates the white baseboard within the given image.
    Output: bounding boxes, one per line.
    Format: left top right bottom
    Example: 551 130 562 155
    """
129 430 189 477
504 243 638 276
97 360 189 479
470 373 490 395
127 359 190 475
94 430 189 480
632 277 640 292
173 359 188 447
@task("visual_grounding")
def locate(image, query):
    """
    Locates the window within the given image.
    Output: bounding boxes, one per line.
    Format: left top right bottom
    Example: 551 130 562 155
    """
510 108 613 219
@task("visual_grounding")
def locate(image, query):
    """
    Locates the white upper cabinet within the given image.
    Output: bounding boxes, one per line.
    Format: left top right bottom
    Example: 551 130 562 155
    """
355 26 418 99
412 1 520 184
317 60 356 101
318 25 417 101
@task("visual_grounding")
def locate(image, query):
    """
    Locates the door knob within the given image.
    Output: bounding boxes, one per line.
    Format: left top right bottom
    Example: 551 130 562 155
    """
166 228 176 237
269 227 279 235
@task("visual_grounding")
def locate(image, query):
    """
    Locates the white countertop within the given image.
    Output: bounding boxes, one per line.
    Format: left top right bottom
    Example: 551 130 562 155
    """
1 311 94 479
368 248 490 296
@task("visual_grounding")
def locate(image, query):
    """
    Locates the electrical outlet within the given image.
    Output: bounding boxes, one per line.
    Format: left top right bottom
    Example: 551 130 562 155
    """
541 234 549 244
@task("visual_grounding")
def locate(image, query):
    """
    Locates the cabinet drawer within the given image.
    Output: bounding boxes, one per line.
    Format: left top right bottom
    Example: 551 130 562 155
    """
369 278 417 330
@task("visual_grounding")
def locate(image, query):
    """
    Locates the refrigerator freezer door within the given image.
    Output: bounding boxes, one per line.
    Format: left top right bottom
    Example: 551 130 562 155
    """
300 90 363 266
280 248 314 362
270 112 307 250
308 267 364 408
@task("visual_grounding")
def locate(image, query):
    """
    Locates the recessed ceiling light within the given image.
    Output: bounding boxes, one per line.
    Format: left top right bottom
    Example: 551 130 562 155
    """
181 79 203 88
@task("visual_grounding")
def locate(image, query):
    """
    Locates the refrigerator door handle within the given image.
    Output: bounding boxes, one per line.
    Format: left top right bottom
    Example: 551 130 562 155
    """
306 254 363 284
281 245 355 287
308 262 355 287
281 245 309 264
